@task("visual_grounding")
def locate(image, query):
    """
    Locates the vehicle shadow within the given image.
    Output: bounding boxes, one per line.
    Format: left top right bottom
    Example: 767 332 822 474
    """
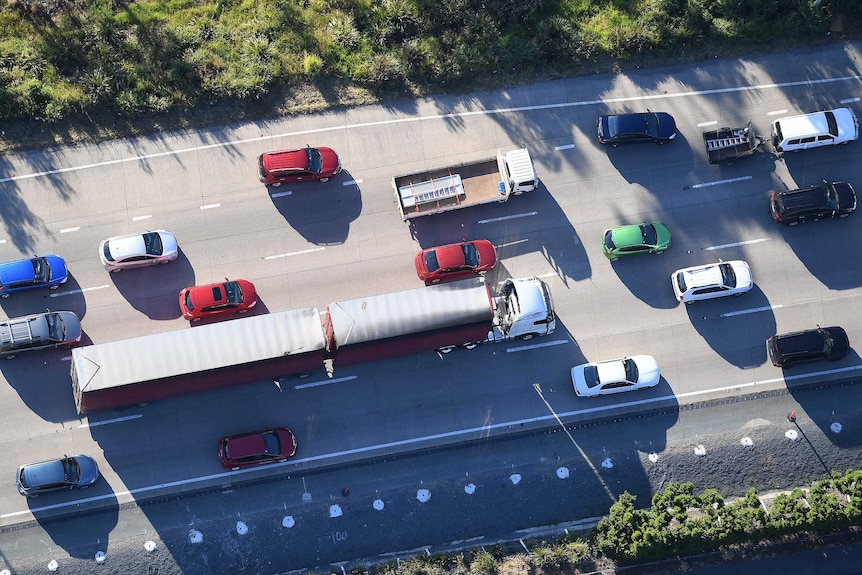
28 494 120 560
108 251 194 320
609 252 679 309
774 215 862 291
268 172 361 245
685 286 777 368
2 349 80 422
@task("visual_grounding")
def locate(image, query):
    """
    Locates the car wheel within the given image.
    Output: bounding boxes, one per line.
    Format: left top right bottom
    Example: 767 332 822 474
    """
657 140 665 145
839 213 849 218
685 301 694 305
431 279 441 285
462 342 480 350
520 333 536 341
0 293 10 298
4 354 15 360
438 345 457 354
788 221 799 227
609 256 619 262
320 177 330 183
50 285 60 290
231 466 240 471
160 260 170 265
272 182 282 187
278 458 287 463
110 268 122 273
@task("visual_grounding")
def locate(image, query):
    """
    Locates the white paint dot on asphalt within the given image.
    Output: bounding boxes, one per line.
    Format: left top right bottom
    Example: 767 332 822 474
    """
465 483 476 494
1 569 10 575
741 437 754 447
786 429 799 441
648 451 659 463
694 445 707 457
95 551 106 564
188 529 203 544
509 473 522 485
601 458 613 469
831 422 843 434
48 560 59 572
282 516 295 528
417 488 431 502
301 492 312 503
236 521 248 535
144 541 157 552
556 467 569 479
373 499 385 510
329 504 343 517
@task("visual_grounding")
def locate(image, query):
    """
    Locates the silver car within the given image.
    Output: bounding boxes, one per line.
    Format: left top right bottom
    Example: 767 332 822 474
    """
99 230 178 272
16 455 100 497
0 311 82 358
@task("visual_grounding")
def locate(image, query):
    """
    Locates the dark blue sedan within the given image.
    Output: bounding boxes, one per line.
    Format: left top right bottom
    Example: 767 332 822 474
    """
0 255 68 298
597 111 677 146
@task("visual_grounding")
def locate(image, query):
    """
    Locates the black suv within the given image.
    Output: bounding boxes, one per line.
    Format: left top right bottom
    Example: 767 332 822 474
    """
770 181 856 225
766 326 849 368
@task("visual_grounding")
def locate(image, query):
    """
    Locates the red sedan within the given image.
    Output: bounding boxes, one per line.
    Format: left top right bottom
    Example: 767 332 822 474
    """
414 240 497 284
257 146 342 186
218 428 298 470
179 279 257 321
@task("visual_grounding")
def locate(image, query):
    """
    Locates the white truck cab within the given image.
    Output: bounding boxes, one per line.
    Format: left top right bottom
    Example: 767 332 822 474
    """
490 277 556 341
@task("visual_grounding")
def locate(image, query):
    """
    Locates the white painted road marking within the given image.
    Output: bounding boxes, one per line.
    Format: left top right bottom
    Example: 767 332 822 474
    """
59 227 80 233
506 339 569 352
697 121 718 127
8 362 862 520
720 305 783 317
78 414 144 428
554 144 575 151
50 285 110 297
294 375 358 390
767 109 788 116
705 237 771 251
689 175 752 189
5 73 862 184
132 214 152 221
270 190 292 198
343 179 363 186
200 203 220 210
495 239 529 248
478 212 538 224
264 247 325 260
840 97 861 104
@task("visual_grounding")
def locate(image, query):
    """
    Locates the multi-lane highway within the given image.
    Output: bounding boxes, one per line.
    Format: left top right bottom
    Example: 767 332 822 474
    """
1 40 862 569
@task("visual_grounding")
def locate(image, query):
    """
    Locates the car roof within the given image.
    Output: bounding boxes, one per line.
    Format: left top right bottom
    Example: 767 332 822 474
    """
106 234 148 258
595 359 627 384
610 224 645 247
432 244 468 268
0 258 36 283
263 149 311 172
679 264 725 289
228 433 268 458
187 282 229 308
773 109 854 139
20 459 67 488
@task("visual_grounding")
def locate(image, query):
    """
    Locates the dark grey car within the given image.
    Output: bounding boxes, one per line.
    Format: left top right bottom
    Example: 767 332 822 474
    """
16 455 100 497
0 310 82 358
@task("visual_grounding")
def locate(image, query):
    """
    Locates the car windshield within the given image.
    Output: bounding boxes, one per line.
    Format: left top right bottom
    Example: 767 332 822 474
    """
31 257 49 282
641 224 657 246
46 313 65 342
63 459 81 483
583 365 600 389
306 148 323 173
223 281 243 304
262 431 280 455
183 290 195 311
424 251 441 273
825 111 838 137
461 243 479 267
604 230 615 250
825 184 840 209
719 263 737 288
142 232 163 256
623 359 639 383
644 113 659 136
675 272 687 293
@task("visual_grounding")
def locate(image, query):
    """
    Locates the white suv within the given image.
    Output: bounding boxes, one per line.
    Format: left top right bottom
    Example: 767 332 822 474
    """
771 108 858 152
671 260 753 304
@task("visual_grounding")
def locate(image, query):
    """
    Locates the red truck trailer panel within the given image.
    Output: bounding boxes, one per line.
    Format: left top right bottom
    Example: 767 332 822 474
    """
324 279 494 366
71 308 326 414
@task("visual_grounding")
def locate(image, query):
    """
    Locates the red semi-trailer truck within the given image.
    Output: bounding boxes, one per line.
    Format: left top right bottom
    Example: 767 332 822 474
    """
70 308 327 414
324 277 556 367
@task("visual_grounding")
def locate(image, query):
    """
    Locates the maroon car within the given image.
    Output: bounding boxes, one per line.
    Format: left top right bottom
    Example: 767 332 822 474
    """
257 146 342 186
414 240 497 284
179 279 257 322
218 428 298 470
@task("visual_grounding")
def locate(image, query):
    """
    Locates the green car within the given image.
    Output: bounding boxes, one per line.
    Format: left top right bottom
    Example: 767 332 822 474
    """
602 222 671 260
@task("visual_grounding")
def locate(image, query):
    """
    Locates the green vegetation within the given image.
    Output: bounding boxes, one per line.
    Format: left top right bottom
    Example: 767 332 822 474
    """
345 470 862 575
1 0 860 145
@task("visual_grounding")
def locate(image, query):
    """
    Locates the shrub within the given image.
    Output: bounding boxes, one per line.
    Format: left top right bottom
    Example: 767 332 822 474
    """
303 53 324 76
469 551 498 575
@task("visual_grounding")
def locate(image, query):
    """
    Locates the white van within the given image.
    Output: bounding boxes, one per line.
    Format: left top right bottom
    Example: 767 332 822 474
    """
771 108 858 152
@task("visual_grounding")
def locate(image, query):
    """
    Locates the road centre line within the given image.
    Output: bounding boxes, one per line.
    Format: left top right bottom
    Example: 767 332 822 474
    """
689 175 752 189
506 339 569 352
294 375 358 390
50 285 110 297
3 74 861 185
59 226 80 233
199 203 220 210
720 304 783 317
343 179 363 185
554 144 575 151
78 414 143 428
495 238 529 248
270 191 292 198
705 237 771 250
9 362 862 521
263 247 325 260
697 120 718 127
478 212 538 224
841 97 861 104
767 109 788 115
131 214 152 221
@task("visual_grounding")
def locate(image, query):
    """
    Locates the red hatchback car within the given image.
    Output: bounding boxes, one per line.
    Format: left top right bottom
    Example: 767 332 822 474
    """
218 428 298 470
179 279 257 322
257 146 342 186
414 240 497 284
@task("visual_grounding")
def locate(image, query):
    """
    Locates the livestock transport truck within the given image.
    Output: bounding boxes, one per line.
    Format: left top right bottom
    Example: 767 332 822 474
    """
394 147 538 221
70 277 555 414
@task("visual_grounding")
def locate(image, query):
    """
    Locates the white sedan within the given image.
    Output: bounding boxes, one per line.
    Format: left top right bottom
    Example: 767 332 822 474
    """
571 355 661 397
99 230 178 272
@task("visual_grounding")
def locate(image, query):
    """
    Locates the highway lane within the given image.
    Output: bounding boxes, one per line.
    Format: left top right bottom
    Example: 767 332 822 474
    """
2 42 862 525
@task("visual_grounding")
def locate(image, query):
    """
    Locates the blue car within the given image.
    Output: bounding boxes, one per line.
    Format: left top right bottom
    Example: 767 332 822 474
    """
0 255 68 298
597 111 677 146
